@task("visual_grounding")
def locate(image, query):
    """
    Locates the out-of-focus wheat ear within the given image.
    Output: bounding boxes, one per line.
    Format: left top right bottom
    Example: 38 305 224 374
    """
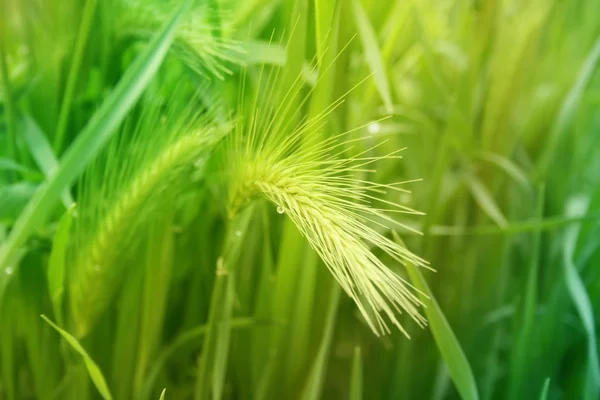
68 101 230 337
114 0 242 80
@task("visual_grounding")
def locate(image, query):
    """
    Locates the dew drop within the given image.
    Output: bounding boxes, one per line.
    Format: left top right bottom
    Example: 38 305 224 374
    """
4 266 14 275
368 122 381 134
276 206 285 214
235 230 242 237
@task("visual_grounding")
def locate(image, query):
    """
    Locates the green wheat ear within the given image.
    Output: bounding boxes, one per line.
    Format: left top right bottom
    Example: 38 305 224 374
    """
68 94 229 337
114 0 241 79
226 59 430 337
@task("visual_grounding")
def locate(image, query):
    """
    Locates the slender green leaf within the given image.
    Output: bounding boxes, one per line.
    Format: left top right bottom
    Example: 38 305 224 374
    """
540 378 550 400
241 41 317 85
0 37 17 174
54 0 98 154
22 115 74 208
0 182 38 222
314 0 336 62
41 315 114 400
194 266 235 400
301 285 341 400
194 207 253 400
563 195 600 400
142 318 254 400
350 347 363 400
47 204 76 327
507 186 544 399
351 0 393 112
430 210 600 236
396 233 479 400
0 158 40 177
159 389 166 400
473 151 531 191
538 33 600 177
467 176 508 228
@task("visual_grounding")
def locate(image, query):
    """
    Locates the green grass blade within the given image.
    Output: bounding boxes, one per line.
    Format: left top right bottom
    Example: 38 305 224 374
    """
41 315 114 400
507 186 544 399
0 182 38 222
539 378 550 400
350 347 363 400
194 207 253 400
281 0 308 108
159 389 166 400
301 285 341 400
194 267 235 400
0 158 40 177
396 233 479 400
22 115 74 208
142 318 254 400
563 196 600 399
351 0 393 113
467 176 508 228
314 0 336 62
47 204 76 327
0 37 17 177
538 33 600 178
0 0 190 301
54 0 98 154
133 218 175 398
473 151 531 191
430 211 600 236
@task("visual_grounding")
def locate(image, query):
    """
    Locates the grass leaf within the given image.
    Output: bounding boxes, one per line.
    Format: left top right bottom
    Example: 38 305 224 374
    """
41 315 114 400
0 182 38 222
301 285 340 400
22 115 74 208
540 378 550 400
396 233 479 400
507 186 544 398
563 195 600 399
351 0 393 112
47 204 76 327
467 176 508 228
0 158 40 177
538 33 600 177
350 347 363 400
473 151 531 191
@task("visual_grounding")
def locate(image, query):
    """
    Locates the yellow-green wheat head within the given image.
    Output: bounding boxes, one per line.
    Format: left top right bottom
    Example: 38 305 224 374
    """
225 61 430 337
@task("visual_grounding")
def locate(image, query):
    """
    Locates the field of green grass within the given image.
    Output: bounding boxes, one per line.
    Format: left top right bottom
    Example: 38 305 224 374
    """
1 0 600 399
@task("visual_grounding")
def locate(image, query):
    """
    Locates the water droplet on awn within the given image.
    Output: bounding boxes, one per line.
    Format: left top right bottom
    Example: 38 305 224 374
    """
277 206 285 214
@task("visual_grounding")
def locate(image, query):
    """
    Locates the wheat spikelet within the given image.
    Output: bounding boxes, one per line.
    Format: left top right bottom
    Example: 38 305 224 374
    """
69 107 228 337
228 123 429 336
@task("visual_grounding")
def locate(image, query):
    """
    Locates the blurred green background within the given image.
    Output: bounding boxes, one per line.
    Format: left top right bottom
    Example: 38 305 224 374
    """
1 0 600 399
